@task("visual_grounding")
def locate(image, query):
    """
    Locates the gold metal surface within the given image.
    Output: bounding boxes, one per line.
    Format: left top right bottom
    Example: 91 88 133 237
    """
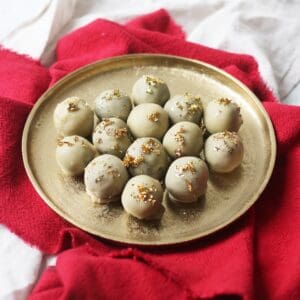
22 54 276 246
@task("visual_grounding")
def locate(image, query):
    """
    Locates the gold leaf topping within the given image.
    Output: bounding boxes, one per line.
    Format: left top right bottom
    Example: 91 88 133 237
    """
213 131 240 153
108 169 121 178
175 127 185 146
184 92 201 102
217 98 232 105
147 112 160 122
123 154 144 167
141 139 160 155
144 75 165 87
177 161 196 173
67 102 79 112
186 103 201 116
100 118 114 128
103 89 122 100
136 184 157 204
114 127 128 138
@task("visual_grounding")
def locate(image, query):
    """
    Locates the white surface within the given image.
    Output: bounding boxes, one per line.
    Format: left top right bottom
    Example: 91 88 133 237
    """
0 0 299 299
0 225 56 300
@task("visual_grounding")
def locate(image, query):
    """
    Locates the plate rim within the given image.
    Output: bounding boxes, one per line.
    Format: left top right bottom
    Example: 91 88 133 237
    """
22 53 277 246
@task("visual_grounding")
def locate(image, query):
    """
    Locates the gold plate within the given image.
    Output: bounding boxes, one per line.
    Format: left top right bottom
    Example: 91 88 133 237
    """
22 54 276 246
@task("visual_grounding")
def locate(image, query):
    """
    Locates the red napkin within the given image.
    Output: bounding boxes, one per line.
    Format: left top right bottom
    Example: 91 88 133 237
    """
0 9 299 300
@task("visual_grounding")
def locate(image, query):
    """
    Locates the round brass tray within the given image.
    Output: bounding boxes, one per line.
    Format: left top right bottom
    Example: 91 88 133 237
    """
22 54 276 246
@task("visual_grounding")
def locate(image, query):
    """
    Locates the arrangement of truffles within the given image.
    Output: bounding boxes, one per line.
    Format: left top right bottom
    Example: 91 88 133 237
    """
53 74 244 221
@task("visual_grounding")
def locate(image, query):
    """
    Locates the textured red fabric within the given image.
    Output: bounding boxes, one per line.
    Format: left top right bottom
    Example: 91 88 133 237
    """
0 9 299 300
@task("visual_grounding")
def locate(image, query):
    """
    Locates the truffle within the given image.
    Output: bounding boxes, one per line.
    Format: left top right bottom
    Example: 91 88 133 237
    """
127 103 169 140
132 75 170 105
121 175 164 220
165 157 209 203
53 97 94 137
204 131 244 173
94 89 132 121
84 154 129 204
123 137 169 180
164 93 203 124
56 135 97 176
93 117 132 158
204 98 242 133
163 121 203 158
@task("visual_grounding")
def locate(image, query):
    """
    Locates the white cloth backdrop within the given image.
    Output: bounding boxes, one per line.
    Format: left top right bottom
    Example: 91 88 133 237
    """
0 0 299 299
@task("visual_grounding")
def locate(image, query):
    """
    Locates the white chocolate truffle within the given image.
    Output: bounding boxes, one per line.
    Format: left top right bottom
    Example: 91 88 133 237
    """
56 135 97 176
93 118 132 158
164 93 203 124
84 154 129 204
53 97 94 137
127 103 169 140
132 75 170 106
204 98 242 133
123 138 168 180
204 131 244 173
94 89 132 121
122 175 164 220
165 157 209 203
163 121 203 158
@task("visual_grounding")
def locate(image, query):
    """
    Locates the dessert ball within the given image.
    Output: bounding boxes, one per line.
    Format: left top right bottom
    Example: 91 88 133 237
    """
93 118 132 158
94 89 132 121
53 97 94 137
122 175 165 220
163 121 203 158
127 103 169 140
84 154 129 204
56 135 97 176
204 131 244 173
132 75 170 106
164 93 203 124
165 157 209 203
123 138 168 180
204 98 242 133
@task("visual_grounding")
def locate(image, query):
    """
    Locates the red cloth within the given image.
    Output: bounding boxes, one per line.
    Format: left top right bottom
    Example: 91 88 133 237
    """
0 9 299 300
